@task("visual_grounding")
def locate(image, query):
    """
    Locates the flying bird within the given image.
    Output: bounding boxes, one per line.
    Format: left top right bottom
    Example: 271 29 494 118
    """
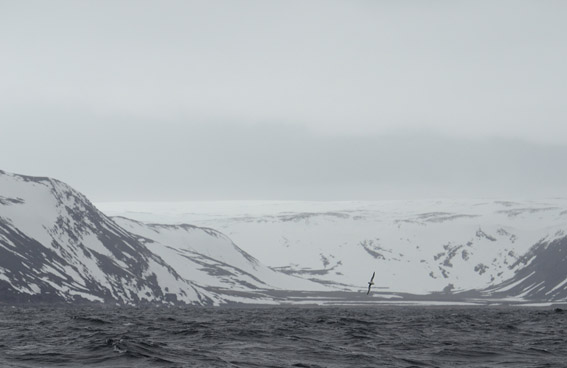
367 272 375 295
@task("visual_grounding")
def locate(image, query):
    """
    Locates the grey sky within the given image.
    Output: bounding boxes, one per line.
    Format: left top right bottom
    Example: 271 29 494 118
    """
1 1 566 201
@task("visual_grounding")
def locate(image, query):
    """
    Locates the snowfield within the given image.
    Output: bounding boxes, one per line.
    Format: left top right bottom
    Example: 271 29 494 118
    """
98 199 567 295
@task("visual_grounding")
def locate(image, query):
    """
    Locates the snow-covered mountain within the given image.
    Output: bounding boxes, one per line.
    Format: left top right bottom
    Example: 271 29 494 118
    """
99 199 567 303
0 170 323 306
483 235 567 301
3 168 567 305
111 216 325 294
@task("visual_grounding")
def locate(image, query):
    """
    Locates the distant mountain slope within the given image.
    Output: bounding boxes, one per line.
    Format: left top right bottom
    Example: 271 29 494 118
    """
112 217 327 293
3 168 567 305
0 170 208 304
0 170 324 306
484 233 567 301
99 200 567 302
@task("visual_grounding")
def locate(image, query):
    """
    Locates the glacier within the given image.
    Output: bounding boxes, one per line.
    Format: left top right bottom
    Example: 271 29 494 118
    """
98 199 567 304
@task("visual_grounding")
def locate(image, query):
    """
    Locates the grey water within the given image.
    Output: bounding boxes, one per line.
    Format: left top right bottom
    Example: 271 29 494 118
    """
1 305 566 367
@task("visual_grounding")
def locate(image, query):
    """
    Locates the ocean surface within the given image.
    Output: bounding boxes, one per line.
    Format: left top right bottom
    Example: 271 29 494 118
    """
1 305 566 367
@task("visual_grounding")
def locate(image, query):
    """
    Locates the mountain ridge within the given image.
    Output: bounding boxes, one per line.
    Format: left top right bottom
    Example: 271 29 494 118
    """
0 170 329 306
2 169 567 305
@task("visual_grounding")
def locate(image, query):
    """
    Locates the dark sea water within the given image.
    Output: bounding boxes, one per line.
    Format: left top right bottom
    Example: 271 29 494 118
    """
1 305 566 367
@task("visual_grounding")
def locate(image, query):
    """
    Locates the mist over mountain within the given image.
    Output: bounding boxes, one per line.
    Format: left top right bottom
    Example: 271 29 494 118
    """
3 122 567 202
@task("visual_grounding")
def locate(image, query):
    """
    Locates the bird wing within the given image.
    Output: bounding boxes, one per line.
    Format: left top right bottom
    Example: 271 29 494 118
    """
370 271 375 282
367 284 371 295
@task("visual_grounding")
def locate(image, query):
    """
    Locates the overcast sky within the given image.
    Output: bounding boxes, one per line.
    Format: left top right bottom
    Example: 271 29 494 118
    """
1 0 566 201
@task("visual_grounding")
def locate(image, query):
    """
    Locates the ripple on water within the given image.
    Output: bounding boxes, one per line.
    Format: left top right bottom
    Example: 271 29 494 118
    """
0 306 566 367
